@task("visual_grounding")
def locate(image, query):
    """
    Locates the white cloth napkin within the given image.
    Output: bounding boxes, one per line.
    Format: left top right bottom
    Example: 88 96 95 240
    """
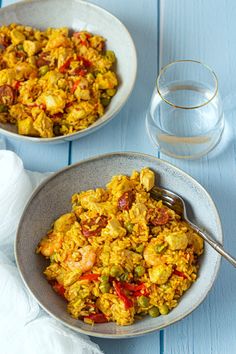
0 149 103 354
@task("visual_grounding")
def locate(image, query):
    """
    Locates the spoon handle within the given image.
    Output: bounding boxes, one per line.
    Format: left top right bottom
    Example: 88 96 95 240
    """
189 221 236 267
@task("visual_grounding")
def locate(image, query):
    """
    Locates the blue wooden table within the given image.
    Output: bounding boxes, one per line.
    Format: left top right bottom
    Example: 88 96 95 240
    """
1 0 236 353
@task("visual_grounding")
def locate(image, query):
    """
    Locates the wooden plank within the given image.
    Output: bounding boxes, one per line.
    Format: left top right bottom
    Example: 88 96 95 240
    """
70 0 158 162
160 1 236 353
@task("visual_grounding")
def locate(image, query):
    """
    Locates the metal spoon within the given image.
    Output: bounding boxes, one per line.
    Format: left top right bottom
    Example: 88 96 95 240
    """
150 185 236 267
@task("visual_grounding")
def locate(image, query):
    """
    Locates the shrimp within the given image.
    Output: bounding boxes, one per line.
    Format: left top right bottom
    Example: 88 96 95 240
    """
37 232 63 257
66 245 96 273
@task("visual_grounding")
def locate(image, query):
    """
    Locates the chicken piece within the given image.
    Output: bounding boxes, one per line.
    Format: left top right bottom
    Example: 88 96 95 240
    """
101 218 126 239
74 87 90 101
148 264 172 285
95 71 118 89
107 175 134 197
0 69 16 85
140 168 155 191
45 33 70 50
9 103 30 121
165 231 188 251
129 203 147 220
187 232 204 255
14 62 38 80
17 116 39 136
53 213 76 232
37 90 66 114
77 189 106 209
33 111 53 138
56 47 74 68
10 29 25 45
23 40 42 56
39 70 63 87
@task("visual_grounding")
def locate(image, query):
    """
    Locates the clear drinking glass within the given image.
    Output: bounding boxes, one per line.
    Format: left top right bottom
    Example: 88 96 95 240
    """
146 60 224 159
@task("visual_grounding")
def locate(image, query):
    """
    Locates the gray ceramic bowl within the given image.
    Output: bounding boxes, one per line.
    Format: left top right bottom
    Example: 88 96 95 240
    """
0 0 137 143
15 152 223 338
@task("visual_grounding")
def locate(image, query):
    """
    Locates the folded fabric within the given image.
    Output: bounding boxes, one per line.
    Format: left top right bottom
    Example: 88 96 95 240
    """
0 150 103 354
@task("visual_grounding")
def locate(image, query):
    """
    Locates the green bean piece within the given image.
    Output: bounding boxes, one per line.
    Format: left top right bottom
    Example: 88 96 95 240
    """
135 265 145 277
99 282 111 294
138 296 149 308
125 222 134 233
110 265 123 278
149 307 160 318
100 97 110 107
0 104 8 113
39 65 49 76
159 304 169 315
136 244 144 253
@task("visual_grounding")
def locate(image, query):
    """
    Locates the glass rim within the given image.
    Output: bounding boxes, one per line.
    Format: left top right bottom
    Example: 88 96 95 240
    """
156 59 219 110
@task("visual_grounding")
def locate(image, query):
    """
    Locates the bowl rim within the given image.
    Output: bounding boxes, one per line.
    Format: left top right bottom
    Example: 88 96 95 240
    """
0 0 137 143
15 151 223 338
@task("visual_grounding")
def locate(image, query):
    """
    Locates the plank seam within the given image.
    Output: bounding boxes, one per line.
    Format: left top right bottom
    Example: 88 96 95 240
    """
157 0 161 161
157 1 164 353
68 141 72 165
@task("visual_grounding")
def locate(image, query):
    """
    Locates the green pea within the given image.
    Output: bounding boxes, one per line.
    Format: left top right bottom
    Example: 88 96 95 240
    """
39 65 49 76
110 265 123 278
100 275 109 282
100 97 110 107
99 282 111 293
138 296 149 308
53 125 61 136
149 307 160 318
135 265 145 277
136 244 144 254
107 88 116 97
0 104 8 113
125 222 134 233
155 244 166 254
159 304 169 315
105 50 116 63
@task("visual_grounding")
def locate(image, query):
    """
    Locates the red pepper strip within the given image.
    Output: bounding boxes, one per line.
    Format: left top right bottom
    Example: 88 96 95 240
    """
173 269 187 279
113 281 133 309
85 313 108 323
52 282 65 297
77 55 92 67
59 57 72 73
122 282 146 292
79 273 100 281
13 81 21 90
71 79 80 94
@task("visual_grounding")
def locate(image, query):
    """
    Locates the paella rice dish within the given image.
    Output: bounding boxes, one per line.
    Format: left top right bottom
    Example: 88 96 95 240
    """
36 168 204 325
0 24 118 137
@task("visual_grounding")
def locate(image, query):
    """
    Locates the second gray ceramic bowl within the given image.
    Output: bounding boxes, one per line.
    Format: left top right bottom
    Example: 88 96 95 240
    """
0 0 137 143
15 152 223 338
